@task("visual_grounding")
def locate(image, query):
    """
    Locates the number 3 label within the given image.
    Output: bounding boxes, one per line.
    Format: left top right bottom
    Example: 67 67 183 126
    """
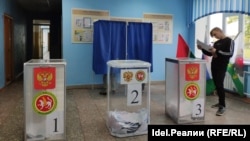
127 84 142 106
192 99 204 118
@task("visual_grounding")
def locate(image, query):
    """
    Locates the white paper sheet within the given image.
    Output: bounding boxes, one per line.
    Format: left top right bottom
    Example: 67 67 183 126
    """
196 39 212 52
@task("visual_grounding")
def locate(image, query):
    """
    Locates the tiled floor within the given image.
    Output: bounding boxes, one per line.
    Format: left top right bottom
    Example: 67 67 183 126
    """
0 76 250 141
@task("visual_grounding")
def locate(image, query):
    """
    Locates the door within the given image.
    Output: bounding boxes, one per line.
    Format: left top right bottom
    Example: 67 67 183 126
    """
32 20 50 59
4 14 14 85
42 26 50 59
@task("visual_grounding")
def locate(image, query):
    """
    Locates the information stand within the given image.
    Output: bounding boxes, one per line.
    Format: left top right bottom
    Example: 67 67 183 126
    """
106 60 151 137
24 59 66 141
165 58 206 124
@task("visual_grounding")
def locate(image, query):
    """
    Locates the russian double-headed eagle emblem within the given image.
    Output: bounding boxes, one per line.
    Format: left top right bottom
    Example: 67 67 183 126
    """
123 71 133 82
34 67 55 89
187 67 198 79
37 72 53 87
185 64 199 81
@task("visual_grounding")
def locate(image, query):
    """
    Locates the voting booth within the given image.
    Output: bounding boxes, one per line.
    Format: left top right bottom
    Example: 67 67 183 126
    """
106 60 151 137
24 59 66 141
165 58 206 124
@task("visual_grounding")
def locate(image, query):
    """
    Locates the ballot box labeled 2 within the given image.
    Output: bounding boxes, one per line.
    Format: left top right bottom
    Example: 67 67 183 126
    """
106 60 151 137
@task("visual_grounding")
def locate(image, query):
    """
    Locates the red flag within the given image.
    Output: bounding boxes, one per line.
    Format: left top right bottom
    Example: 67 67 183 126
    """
176 34 195 58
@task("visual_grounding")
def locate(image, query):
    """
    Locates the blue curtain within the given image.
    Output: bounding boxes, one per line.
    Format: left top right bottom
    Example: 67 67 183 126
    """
92 20 126 74
127 22 153 71
93 21 153 74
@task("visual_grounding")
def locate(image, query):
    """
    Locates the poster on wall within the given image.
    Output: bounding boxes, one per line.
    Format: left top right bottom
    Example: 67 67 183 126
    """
71 9 110 43
143 13 173 44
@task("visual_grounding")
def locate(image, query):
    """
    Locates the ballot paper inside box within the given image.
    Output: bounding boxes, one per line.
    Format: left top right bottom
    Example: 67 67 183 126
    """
107 109 148 136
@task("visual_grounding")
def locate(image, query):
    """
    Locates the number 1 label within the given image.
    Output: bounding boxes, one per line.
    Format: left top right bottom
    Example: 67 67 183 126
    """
46 111 64 136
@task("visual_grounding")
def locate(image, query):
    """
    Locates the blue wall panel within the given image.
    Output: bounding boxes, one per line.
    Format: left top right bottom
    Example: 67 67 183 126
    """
0 1 6 88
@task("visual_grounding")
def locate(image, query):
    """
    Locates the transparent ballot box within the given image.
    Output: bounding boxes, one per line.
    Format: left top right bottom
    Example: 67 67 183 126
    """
106 60 151 137
165 58 206 124
24 59 66 141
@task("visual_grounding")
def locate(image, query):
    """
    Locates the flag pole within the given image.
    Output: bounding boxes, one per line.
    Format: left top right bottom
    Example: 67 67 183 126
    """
233 31 241 41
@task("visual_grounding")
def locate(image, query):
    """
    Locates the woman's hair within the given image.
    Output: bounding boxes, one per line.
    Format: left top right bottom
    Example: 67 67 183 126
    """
210 27 223 37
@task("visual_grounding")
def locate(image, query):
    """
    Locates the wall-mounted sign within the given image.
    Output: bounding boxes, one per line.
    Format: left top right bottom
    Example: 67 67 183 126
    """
72 9 110 43
143 13 173 44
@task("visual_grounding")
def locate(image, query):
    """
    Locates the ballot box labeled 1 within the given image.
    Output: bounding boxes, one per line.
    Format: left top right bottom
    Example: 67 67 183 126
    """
24 59 66 141
106 60 151 137
165 58 206 124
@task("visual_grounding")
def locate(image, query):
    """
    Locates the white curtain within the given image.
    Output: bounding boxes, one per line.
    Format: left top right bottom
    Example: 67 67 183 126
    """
187 0 250 26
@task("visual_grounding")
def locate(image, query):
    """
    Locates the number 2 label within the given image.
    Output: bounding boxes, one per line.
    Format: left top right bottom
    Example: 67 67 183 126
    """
127 84 142 106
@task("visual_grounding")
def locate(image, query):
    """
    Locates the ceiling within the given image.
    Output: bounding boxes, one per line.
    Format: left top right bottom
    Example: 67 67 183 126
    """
17 0 61 14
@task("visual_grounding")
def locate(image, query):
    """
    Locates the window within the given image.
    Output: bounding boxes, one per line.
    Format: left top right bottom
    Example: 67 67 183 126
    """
244 15 250 60
195 13 250 61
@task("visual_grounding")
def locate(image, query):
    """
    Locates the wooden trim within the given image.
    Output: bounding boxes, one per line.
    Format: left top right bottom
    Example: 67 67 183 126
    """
3 13 13 19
